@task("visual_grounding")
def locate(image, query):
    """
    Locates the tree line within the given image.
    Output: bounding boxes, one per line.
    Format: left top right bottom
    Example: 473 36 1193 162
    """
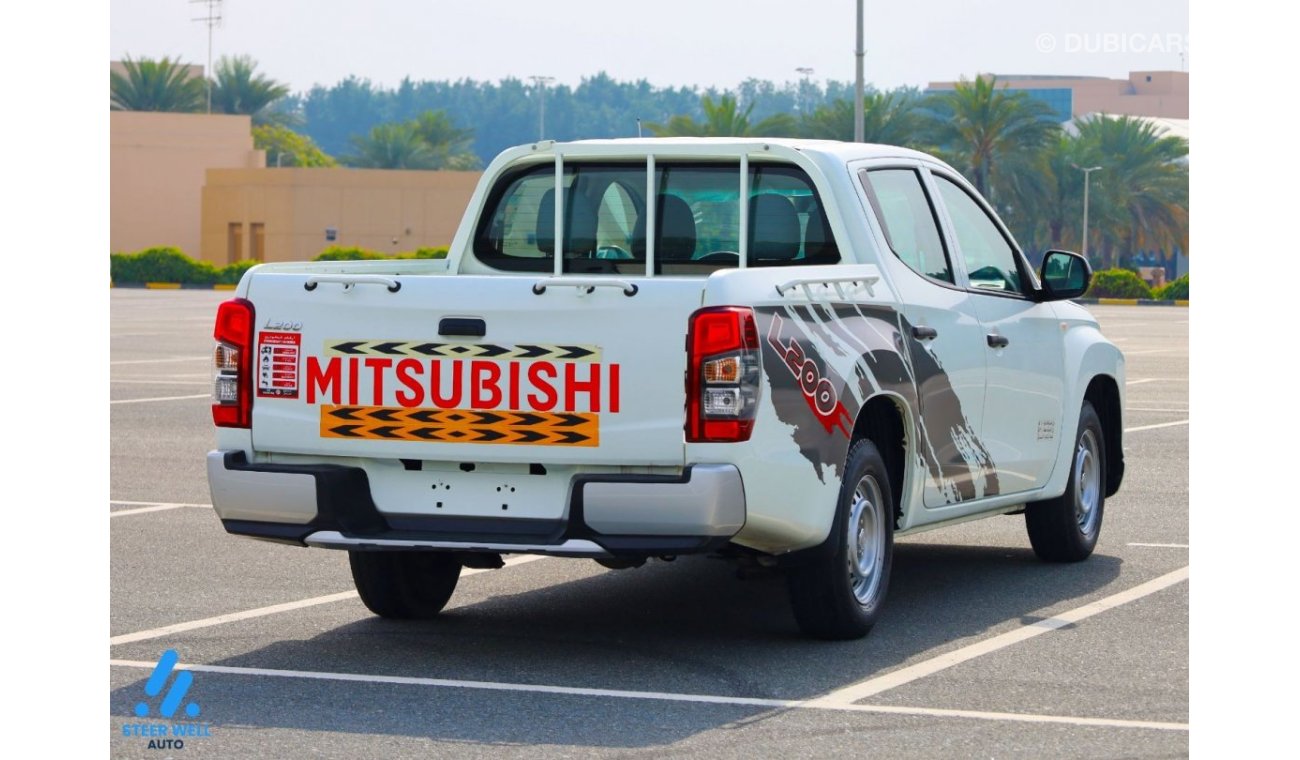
110 56 1188 269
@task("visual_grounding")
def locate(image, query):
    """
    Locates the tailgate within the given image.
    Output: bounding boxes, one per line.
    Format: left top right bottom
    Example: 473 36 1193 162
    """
245 273 702 466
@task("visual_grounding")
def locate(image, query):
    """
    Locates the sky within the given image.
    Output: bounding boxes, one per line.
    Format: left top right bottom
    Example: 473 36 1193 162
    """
110 0 1189 93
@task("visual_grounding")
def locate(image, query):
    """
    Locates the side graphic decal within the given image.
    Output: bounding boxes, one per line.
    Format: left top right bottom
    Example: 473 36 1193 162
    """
755 304 998 503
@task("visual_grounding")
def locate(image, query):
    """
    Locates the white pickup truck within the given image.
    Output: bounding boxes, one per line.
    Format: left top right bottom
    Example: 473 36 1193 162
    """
207 138 1124 639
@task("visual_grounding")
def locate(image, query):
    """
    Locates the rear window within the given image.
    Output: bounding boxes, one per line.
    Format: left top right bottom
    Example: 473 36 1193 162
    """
473 162 841 274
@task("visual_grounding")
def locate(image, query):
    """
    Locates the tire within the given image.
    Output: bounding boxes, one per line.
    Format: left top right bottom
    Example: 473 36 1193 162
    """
786 440 895 640
1025 401 1106 562
348 550 462 619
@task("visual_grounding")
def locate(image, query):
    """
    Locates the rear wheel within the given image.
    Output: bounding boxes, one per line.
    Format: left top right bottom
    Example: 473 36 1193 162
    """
1025 401 1106 562
786 440 895 640
348 550 462 619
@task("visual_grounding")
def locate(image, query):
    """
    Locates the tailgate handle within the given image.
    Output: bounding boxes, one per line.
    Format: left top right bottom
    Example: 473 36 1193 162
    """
439 317 486 337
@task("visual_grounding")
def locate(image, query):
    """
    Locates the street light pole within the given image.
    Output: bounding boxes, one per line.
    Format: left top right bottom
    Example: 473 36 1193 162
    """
530 75 555 140
795 67 814 115
854 0 864 141
1073 164 1103 260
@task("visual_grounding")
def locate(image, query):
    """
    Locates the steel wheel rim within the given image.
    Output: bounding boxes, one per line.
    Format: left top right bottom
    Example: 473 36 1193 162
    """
1074 429 1102 535
846 474 886 605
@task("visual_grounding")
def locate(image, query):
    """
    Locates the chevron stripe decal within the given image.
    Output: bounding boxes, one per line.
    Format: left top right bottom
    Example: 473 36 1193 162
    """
324 341 600 361
319 405 599 447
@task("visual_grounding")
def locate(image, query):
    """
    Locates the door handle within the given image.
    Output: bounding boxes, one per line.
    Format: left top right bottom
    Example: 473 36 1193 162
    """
439 317 486 337
986 334 1009 349
911 325 938 341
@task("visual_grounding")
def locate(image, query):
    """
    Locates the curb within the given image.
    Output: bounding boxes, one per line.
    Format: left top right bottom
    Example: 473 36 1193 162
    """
111 283 238 291
1073 297 1188 307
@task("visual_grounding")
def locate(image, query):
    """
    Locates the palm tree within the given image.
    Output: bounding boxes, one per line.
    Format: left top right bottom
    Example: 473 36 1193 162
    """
210 55 290 122
411 110 480 169
1027 135 1089 252
110 55 205 112
921 76 1060 199
1071 115 1189 269
646 94 796 137
346 123 438 169
801 90 924 147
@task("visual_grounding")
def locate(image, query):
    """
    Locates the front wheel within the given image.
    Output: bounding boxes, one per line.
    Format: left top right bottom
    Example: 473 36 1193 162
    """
349 550 462 619
1025 401 1106 562
786 440 895 640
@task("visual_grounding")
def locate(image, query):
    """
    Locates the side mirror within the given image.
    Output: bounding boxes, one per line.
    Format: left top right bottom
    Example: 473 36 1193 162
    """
1038 250 1091 301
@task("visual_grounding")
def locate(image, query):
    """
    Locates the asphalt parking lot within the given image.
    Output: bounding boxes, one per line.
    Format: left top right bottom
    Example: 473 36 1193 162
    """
109 289 1189 758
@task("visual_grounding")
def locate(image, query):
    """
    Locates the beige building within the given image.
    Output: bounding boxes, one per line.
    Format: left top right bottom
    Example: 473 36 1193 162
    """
201 168 482 264
927 71 1188 120
111 111 265 256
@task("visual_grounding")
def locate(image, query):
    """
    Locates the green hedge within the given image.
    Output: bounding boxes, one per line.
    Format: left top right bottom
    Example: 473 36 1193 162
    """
1085 268 1153 299
313 245 449 261
217 258 259 284
110 247 257 285
1154 274 1189 301
110 246 451 285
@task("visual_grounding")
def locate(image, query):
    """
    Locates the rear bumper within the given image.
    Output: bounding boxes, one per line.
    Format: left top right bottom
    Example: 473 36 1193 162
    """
206 451 745 557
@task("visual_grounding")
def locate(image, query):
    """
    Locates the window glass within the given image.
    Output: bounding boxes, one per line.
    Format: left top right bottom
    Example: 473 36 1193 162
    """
933 175 1025 295
860 168 952 283
474 162 839 273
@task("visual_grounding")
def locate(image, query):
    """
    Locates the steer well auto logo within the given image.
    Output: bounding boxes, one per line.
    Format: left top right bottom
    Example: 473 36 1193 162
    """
120 649 214 750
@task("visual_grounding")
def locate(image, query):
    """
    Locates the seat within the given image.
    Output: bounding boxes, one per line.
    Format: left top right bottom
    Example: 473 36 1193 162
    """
632 194 698 270
748 194 802 265
801 204 841 265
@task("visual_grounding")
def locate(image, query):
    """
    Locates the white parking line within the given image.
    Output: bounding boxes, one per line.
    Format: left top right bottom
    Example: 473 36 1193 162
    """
808 566 1188 705
1125 378 1159 386
1127 407 1189 413
111 379 210 386
1125 420 1189 433
110 393 210 405
1128 543 1189 549
110 501 211 517
106 659 1187 732
111 356 209 365
109 555 545 646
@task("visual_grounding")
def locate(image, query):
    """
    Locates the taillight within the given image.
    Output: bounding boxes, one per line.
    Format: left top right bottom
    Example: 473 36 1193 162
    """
686 306 761 442
212 298 255 428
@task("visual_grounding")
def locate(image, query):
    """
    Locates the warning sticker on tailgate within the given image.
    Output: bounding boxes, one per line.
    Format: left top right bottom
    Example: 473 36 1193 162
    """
319 407 599 446
257 332 301 398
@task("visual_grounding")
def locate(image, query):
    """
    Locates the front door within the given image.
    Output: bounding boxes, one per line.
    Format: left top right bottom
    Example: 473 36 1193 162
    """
929 171 1066 494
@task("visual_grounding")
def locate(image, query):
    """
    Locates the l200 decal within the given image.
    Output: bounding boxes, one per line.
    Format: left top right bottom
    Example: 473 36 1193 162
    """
319 406 598 446
325 340 600 362
766 313 852 438
756 303 998 503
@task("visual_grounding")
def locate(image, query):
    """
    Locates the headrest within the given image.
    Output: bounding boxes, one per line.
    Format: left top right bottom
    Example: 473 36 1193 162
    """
536 188 597 256
632 194 697 261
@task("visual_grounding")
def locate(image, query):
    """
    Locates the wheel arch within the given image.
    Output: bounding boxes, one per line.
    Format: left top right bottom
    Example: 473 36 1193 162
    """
1083 374 1125 497
850 392 910 529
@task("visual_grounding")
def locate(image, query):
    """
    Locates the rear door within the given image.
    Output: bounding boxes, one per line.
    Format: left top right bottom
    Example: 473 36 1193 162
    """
857 163 998 506
245 272 703 466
